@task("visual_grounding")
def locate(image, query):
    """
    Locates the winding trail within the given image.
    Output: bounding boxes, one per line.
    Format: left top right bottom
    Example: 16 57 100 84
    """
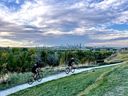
0 62 124 96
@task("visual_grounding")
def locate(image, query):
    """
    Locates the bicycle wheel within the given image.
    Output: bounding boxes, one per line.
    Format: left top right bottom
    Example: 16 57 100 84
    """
65 67 70 74
28 77 34 85
36 73 42 82
71 67 75 73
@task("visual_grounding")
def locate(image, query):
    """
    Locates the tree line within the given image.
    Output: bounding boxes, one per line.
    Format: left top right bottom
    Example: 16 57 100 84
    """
0 47 113 73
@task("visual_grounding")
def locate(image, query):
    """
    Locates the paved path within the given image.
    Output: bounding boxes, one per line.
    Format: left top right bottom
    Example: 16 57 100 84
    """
0 62 124 96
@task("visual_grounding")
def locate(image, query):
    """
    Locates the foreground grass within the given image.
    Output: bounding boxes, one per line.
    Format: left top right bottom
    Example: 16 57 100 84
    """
10 66 115 96
10 62 128 96
77 63 128 96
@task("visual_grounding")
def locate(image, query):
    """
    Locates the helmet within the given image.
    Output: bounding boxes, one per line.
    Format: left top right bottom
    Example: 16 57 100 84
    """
34 64 37 66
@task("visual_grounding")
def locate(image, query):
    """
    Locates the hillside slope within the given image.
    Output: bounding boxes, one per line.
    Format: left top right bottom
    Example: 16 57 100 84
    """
10 52 128 96
105 51 128 63
9 62 128 96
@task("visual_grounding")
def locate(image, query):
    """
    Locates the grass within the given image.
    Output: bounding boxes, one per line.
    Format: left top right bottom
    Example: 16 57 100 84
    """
77 66 120 96
0 64 101 90
2 52 128 95
77 63 128 96
0 72 31 90
0 66 65 90
106 52 128 63
10 66 116 96
10 62 128 96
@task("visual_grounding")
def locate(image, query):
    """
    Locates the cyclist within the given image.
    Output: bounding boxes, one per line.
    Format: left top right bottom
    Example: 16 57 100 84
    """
68 57 75 68
32 62 41 79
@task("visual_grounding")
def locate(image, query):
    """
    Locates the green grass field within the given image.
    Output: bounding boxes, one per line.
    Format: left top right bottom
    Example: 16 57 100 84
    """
10 61 128 96
77 63 128 96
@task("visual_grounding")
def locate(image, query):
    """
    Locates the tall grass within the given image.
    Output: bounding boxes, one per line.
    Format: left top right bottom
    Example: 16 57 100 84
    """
0 67 65 90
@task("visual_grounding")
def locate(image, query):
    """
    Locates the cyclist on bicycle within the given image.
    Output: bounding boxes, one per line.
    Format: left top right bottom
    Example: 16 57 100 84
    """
68 57 75 68
32 62 41 79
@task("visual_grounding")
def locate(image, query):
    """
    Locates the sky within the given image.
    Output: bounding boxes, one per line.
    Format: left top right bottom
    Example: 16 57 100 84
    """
0 0 128 47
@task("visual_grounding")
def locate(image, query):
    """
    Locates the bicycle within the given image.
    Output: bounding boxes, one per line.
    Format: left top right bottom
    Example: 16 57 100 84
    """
28 69 43 85
65 66 75 74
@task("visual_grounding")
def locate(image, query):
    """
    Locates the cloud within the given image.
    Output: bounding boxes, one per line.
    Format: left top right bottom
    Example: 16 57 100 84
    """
0 0 128 47
0 32 14 36
87 39 128 47
89 29 128 40
0 38 34 47
113 11 128 24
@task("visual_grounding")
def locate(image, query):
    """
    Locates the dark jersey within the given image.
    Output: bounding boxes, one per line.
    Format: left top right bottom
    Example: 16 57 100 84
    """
32 65 39 73
68 59 75 66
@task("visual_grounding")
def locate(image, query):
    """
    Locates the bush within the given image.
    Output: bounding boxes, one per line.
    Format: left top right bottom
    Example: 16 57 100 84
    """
0 48 113 73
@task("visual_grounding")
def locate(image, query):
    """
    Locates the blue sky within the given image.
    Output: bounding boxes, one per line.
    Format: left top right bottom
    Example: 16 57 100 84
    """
0 0 128 47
